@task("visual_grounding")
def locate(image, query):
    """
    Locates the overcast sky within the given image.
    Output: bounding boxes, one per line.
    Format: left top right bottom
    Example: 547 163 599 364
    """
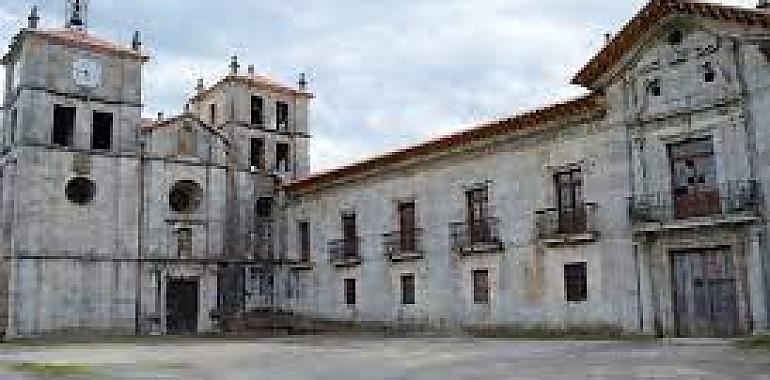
0 0 758 171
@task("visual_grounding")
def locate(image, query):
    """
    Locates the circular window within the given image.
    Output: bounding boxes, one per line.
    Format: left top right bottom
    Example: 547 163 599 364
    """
169 180 203 213
65 177 96 205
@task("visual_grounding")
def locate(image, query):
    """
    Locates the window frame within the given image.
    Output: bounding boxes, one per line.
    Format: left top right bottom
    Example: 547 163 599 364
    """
564 262 588 302
344 278 356 306
401 273 416 305
472 269 490 305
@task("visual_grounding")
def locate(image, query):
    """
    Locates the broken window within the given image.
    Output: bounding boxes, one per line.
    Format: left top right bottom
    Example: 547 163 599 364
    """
250 138 264 170
177 228 192 257
276 143 290 172
251 96 263 125
564 262 588 302
344 278 356 305
91 111 112 150
65 177 96 205
276 101 289 131
169 180 203 213
668 138 719 218
53 105 75 147
298 221 311 262
472 269 489 304
401 274 415 305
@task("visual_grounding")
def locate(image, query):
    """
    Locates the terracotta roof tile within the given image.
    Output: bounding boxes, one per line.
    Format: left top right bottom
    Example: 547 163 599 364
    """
573 0 770 88
2 28 149 63
190 73 313 104
285 92 605 193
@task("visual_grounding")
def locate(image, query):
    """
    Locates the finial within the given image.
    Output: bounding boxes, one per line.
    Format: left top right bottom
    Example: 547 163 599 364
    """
66 0 88 30
298 72 308 90
132 30 142 51
28 5 40 29
230 55 240 75
247 65 255 75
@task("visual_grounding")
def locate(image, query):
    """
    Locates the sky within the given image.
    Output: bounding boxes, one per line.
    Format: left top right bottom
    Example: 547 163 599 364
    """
0 0 758 172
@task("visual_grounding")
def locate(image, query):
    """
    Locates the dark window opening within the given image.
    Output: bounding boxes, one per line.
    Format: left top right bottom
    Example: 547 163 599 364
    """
178 228 192 258
344 278 356 305
209 104 216 126
276 101 289 131
472 269 490 304
276 143 290 172
342 212 357 258
169 180 203 213
668 30 683 45
251 96 264 125
466 187 490 244
704 63 716 83
565 262 588 302
298 221 311 262
53 105 75 147
65 177 96 205
250 138 264 169
398 201 417 252
648 79 661 97
256 197 273 219
401 274 415 305
91 111 113 150
10 108 17 144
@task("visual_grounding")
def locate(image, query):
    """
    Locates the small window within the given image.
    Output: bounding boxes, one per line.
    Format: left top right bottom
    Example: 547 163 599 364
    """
65 177 96 205
91 111 112 150
177 228 192 257
298 221 311 262
276 101 289 131
250 138 264 169
209 103 217 126
10 108 17 144
251 96 264 125
344 278 356 305
53 105 76 147
565 262 588 302
472 269 490 304
704 62 716 83
668 30 683 45
276 143 290 172
647 79 661 97
401 274 415 305
398 201 417 252
169 180 203 213
256 197 272 218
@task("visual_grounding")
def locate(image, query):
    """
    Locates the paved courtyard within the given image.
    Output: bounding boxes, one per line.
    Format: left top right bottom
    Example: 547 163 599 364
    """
0 337 767 379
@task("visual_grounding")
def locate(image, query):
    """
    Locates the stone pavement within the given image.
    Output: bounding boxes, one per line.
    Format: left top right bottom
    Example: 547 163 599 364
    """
0 337 767 379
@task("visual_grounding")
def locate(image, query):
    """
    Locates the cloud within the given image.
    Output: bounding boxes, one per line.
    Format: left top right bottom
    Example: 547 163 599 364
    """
0 0 760 171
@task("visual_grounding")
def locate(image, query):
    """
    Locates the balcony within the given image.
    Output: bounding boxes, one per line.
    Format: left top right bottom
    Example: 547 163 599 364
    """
450 217 504 255
629 180 761 232
383 229 424 262
328 238 362 267
535 203 599 246
286 257 315 271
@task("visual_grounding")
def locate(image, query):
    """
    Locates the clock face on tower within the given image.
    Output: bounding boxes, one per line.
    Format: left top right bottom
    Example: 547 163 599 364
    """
72 58 102 88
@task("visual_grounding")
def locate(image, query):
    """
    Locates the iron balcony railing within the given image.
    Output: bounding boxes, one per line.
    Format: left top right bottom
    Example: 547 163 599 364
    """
629 179 761 224
450 217 503 253
383 228 424 261
535 202 599 241
328 237 362 266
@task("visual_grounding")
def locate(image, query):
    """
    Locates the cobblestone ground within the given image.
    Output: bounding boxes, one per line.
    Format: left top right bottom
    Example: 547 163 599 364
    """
0 337 767 379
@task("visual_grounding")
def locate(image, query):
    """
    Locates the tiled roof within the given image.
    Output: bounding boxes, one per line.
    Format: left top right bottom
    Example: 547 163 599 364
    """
2 28 150 63
285 92 604 193
572 0 770 88
189 73 314 104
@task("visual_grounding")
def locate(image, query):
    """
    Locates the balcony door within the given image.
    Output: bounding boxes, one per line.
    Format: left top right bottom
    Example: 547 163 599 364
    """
555 170 585 234
466 187 489 243
669 139 720 219
342 213 357 258
398 202 416 252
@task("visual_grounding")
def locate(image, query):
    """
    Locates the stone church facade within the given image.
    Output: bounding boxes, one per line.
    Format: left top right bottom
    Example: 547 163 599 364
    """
1 0 770 338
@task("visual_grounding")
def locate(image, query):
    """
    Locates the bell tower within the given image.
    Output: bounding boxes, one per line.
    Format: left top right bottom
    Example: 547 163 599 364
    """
65 0 88 29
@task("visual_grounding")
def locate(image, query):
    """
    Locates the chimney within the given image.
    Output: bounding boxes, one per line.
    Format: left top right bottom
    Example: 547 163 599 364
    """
229 55 240 75
28 5 39 29
298 72 308 91
247 65 255 75
131 30 142 51
196 78 204 93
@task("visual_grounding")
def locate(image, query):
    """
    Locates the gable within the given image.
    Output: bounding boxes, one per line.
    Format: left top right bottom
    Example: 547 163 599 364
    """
143 114 229 161
572 0 770 89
